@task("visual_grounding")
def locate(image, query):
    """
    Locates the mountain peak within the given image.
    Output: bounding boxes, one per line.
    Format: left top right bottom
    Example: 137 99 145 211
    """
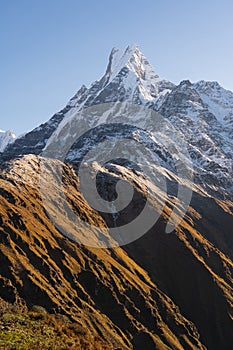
103 45 160 86
0 129 16 152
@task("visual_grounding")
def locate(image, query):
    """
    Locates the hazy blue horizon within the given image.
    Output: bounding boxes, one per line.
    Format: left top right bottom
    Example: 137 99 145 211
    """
1 0 233 135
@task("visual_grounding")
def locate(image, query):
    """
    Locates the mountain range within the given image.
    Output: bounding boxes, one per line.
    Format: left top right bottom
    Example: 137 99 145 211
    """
1 45 232 198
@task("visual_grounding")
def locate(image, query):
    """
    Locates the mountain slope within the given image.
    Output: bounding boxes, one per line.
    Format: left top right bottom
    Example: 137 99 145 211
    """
0 155 209 350
0 155 232 349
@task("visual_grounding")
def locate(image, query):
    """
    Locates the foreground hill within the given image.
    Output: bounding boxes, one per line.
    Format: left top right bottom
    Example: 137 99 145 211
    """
0 155 232 349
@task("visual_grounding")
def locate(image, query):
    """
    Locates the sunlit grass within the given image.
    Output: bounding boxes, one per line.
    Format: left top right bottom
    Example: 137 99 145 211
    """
0 300 108 350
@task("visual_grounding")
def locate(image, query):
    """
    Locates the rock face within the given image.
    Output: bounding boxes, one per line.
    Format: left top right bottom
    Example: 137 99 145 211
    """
0 46 233 349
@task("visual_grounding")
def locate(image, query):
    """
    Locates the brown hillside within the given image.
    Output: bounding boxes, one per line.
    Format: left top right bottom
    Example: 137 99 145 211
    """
0 155 232 349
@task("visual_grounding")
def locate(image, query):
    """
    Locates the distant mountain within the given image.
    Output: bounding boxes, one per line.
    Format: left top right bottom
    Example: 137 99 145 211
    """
0 130 15 152
1 45 232 199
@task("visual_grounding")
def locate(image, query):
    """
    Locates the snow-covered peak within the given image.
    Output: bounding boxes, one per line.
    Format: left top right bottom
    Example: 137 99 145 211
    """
67 46 174 109
96 45 173 103
0 130 16 152
105 45 160 84
193 80 233 123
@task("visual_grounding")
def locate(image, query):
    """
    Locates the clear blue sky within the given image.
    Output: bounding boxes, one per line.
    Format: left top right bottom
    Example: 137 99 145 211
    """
1 0 233 135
